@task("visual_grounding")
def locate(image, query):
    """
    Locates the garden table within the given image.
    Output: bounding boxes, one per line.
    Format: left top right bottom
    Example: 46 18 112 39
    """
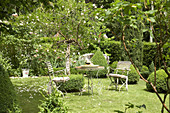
75 65 104 95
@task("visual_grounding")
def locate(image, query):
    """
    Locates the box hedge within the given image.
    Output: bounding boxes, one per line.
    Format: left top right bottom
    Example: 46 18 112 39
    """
146 69 168 93
0 64 17 112
58 74 85 92
90 50 108 78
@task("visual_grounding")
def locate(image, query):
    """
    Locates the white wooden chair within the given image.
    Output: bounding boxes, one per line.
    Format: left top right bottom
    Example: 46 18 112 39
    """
45 61 69 94
107 61 131 91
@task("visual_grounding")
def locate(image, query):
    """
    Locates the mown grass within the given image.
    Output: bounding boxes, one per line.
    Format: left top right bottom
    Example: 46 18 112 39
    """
11 76 169 113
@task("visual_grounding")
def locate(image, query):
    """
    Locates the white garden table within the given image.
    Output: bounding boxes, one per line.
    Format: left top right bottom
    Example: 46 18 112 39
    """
75 65 104 95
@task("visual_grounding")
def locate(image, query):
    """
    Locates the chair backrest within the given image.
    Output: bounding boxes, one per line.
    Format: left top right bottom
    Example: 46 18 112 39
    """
116 61 131 70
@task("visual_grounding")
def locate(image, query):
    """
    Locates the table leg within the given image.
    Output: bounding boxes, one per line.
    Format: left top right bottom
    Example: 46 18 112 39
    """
91 75 93 95
88 77 89 94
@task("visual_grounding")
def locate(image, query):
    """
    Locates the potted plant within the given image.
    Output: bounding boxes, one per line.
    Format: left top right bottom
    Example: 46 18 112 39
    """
20 58 30 77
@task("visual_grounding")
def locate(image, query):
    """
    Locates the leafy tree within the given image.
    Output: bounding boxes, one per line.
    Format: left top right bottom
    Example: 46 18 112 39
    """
104 0 170 112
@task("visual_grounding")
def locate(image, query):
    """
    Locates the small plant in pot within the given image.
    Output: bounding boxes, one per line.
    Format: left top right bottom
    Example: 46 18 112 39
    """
20 59 30 77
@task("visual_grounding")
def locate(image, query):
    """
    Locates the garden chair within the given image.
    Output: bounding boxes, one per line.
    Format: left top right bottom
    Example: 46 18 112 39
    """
107 61 131 91
45 61 70 94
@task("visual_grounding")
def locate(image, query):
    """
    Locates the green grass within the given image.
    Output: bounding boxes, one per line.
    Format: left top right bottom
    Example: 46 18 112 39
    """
11 77 169 113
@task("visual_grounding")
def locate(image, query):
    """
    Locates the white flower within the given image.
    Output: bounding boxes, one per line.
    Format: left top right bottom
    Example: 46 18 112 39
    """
87 44 89 46
101 5 104 8
96 13 99 15
47 49 49 52
36 16 38 18
84 21 86 23
81 13 84 15
62 6 64 8
101 19 104 21
95 16 98 19
73 52 75 55
20 23 23 26
0 20 2 23
40 29 42 32
12 13 18 17
93 4 97 8
54 50 56 52
36 49 38 52
39 45 41 47
29 32 33 34
78 52 80 55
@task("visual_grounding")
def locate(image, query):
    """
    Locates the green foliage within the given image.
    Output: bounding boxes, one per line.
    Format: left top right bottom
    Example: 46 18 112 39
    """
140 65 150 79
109 61 118 69
128 65 140 84
38 90 68 113
0 55 18 112
143 42 157 67
100 39 122 63
58 74 85 92
149 61 154 73
146 69 168 93
90 50 108 78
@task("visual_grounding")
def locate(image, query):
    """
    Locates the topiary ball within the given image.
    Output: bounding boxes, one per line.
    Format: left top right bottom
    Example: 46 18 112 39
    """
90 50 108 78
146 69 168 93
128 65 140 84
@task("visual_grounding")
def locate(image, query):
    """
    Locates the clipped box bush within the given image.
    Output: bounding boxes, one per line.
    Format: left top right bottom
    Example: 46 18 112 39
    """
128 65 140 84
0 63 17 112
90 50 108 78
58 74 85 92
146 69 168 93
140 65 150 79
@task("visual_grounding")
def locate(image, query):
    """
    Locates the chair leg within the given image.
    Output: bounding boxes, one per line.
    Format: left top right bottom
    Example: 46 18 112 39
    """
126 77 128 91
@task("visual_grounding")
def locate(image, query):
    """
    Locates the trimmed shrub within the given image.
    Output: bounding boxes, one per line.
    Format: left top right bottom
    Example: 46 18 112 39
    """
146 69 168 93
0 61 17 112
58 74 85 92
140 65 150 79
90 50 108 78
128 65 140 84
70 68 86 75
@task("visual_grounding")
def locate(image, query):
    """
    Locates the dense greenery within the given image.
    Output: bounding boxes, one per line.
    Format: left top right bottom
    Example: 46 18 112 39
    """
0 55 18 113
140 65 150 79
146 69 168 93
38 90 68 113
90 50 108 78
58 74 85 92
128 66 140 84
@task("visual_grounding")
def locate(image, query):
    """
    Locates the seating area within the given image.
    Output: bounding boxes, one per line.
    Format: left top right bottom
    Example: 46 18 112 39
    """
107 61 131 91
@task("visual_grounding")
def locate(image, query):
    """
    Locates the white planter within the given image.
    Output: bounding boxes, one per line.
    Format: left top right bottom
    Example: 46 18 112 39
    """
22 69 29 77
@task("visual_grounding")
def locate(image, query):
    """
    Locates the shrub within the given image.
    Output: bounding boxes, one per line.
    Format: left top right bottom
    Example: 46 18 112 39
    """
90 50 108 78
128 65 140 84
0 56 18 112
140 65 150 79
146 69 168 93
70 68 86 75
38 90 68 113
58 74 85 92
143 42 157 67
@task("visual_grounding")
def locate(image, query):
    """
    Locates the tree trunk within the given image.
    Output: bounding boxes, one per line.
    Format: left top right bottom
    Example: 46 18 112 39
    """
65 43 71 75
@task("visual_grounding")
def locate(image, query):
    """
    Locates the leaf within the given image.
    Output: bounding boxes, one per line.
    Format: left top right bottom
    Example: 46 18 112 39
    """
130 24 137 29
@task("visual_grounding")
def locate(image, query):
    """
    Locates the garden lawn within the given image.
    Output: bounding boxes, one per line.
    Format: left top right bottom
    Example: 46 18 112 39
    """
11 76 169 113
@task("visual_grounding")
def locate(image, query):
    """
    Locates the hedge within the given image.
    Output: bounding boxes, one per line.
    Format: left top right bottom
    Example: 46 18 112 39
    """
0 65 17 112
58 74 85 92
